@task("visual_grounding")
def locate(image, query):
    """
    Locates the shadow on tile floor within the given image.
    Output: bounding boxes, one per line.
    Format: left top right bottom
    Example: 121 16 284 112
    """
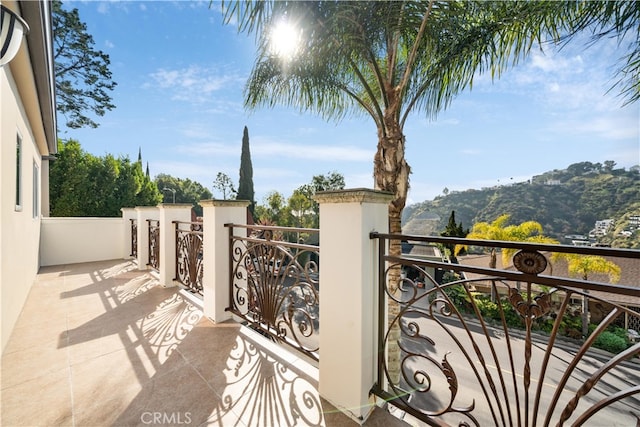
2 260 405 427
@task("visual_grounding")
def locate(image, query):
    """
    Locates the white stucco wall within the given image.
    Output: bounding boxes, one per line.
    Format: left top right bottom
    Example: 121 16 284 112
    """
40 218 125 267
1 67 44 352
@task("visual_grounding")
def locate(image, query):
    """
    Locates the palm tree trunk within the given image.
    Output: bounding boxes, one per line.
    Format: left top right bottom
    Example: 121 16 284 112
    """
374 111 410 387
490 248 497 301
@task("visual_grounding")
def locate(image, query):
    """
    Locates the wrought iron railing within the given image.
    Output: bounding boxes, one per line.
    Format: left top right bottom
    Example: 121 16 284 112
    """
130 219 137 257
147 219 160 271
226 224 320 361
174 221 203 295
370 233 640 426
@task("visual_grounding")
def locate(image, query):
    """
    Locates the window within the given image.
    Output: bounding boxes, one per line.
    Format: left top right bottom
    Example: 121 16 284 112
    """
15 134 22 210
33 161 40 218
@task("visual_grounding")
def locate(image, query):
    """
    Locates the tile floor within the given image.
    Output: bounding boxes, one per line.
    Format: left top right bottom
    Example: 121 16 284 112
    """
1 259 406 427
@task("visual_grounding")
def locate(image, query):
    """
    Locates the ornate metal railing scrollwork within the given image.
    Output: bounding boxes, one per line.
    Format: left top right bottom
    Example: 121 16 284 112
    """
130 219 137 257
226 224 320 361
370 233 640 426
147 219 160 271
174 221 204 295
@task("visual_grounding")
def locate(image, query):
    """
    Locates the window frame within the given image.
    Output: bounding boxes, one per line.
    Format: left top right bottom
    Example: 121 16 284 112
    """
32 160 40 219
15 132 22 211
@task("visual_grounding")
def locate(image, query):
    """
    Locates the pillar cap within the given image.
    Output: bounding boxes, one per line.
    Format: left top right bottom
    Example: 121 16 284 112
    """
158 203 193 209
314 188 394 204
135 206 159 211
199 199 250 208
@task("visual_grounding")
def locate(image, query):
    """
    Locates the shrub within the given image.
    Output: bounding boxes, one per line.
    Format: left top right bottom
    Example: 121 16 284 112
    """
593 331 628 354
443 284 469 311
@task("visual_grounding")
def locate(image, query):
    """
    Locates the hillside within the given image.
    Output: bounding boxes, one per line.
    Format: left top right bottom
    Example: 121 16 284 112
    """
402 161 640 248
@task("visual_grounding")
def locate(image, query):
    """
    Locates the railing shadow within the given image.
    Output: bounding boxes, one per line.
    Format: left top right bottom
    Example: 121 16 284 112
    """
56 260 327 426
58 262 202 385
203 328 325 426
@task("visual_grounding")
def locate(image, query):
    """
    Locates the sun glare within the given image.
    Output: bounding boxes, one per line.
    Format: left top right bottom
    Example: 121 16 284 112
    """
269 21 300 59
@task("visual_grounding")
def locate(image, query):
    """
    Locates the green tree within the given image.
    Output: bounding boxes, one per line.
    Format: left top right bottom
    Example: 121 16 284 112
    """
440 210 469 261
306 171 346 227
50 139 91 216
213 172 236 200
237 126 256 216
50 139 161 216
53 1 116 129
310 171 346 193
154 174 212 216
288 187 316 228
255 191 288 225
114 158 143 209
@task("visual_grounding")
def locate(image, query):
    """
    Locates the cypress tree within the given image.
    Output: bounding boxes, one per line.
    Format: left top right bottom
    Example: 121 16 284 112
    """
237 126 255 215
440 210 469 261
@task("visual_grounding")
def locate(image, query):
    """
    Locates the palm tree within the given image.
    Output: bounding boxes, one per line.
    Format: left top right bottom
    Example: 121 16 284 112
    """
561 254 621 337
220 0 637 386
456 214 558 299
459 214 559 267
223 1 573 240
220 0 639 234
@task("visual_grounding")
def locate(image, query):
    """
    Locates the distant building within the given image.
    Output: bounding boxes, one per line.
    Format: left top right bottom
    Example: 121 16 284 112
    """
589 219 614 238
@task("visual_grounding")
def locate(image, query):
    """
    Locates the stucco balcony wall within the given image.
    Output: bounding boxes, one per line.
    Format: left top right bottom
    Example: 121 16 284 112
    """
40 217 125 266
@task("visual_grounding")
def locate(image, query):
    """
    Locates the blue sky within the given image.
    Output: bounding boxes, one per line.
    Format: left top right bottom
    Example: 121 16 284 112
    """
60 1 639 206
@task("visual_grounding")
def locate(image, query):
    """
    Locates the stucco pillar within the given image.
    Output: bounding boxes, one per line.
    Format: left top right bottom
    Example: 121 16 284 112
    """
135 206 158 270
158 204 193 287
121 207 137 259
200 199 249 323
314 188 393 424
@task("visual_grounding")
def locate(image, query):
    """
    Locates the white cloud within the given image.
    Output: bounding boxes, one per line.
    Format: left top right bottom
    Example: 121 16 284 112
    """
250 138 374 162
96 2 110 14
144 65 245 104
254 167 300 179
104 40 115 49
175 141 239 157
150 160 219 181
530 51 584 75
551 113 639 141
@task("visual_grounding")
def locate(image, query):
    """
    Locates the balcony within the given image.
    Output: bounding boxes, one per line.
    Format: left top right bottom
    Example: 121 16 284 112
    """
1 259 400 426
2 190 640 426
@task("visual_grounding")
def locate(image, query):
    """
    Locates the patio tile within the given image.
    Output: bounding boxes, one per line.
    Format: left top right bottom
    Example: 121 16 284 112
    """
176 321 242 388
110 363 224 427
70 348 157 416
1 260 408 427
1 337 68 390
1 366 73 427
3 318 67 355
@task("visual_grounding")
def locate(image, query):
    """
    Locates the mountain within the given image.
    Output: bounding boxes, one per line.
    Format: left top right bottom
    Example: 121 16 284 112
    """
402 161 640 248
